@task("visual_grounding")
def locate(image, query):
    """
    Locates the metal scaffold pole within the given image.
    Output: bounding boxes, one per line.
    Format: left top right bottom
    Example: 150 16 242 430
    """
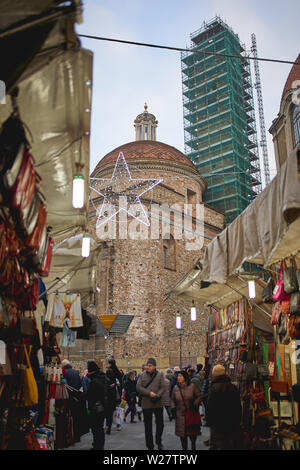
251 33 271 186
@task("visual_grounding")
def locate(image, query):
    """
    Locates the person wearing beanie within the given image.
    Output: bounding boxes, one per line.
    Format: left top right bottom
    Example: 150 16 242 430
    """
191 363 205 394
136 357 165 450
206 363 242 450
86 360 107 450
171 370 202 450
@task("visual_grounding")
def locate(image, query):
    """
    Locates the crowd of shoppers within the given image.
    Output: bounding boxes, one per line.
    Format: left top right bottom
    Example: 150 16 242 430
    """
61 357 242 451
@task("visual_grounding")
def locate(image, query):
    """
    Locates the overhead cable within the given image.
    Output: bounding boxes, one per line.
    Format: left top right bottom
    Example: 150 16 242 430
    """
78 34 300 66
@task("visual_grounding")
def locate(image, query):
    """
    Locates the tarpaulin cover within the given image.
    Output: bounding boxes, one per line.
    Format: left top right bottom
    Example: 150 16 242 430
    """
169 147 300 295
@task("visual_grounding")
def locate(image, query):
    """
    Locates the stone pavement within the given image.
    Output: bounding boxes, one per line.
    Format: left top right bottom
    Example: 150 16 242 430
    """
65 408 210 451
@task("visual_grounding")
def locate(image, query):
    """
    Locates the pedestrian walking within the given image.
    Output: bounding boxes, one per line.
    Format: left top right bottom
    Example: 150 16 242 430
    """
124 371 137 423
86 360 107 450
170 366 180 397
206 364 242 450
136 358 165 451
136 364 147 421
191 364 205 394
171 370 202 450
165 368 173 382
61 359 82 390
61 359 83 443
161 374 172 421
105 368 120 434
82 369 91 393
107 358 123 384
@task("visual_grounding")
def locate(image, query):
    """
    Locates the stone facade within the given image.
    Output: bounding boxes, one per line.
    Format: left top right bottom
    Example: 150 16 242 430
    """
86 138 224 370
269 53 300 170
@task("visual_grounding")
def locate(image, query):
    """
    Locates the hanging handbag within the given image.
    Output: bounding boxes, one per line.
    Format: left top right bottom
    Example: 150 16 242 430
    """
283 259 299 294
270 300 290 326
290 292 300 315
288 315 300 339
257 364 270 382
262 277 276 303
243 362 258 382
273 262 290 301
38 235 53 277
178 386 201 434
23 345 39 407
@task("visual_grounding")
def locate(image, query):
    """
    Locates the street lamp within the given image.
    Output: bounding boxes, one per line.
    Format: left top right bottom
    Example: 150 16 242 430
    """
176 328 184 369
190 300 197 321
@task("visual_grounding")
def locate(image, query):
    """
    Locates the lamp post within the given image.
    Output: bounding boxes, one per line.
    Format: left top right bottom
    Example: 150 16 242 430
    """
176 328 184 369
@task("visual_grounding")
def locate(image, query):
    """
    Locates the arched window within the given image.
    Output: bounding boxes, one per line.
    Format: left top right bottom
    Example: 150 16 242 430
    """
292 104 300 147
163 235 176 270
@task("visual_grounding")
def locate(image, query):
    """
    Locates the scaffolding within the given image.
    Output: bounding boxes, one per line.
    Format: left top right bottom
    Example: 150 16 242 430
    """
181 16 262 224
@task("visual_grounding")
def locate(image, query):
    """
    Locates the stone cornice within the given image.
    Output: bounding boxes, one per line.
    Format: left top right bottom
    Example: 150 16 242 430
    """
92 159 207 192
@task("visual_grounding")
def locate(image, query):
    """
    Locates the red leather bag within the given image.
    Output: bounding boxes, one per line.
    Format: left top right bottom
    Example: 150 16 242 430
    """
273 262 290 301
38 235 54 277
9 147 35 209
24 203 47 253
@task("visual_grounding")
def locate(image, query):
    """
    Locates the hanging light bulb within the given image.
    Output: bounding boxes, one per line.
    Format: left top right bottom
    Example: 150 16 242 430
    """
82 233 91 258
176 312 181 329
191 300 197 321
248 279 256 299
72 164 85 208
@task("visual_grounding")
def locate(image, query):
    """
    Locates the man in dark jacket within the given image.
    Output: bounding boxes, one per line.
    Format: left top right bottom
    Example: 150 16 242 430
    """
86 361 107 450
136 358 165 451
206 364 242 450
62 359 82 390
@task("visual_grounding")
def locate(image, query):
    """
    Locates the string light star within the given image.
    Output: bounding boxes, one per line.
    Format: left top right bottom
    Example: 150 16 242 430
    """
90 151 163 227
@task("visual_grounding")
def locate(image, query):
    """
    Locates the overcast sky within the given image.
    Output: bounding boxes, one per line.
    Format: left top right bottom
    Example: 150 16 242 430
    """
76 0 299 185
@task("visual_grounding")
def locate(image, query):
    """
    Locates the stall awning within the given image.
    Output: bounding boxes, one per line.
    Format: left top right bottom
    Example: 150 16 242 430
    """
169 147 300 293
0 1 92 241
44 234 102 294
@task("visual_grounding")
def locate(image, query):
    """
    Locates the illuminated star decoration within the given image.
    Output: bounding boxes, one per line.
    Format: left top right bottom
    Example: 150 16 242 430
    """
90 151 163 228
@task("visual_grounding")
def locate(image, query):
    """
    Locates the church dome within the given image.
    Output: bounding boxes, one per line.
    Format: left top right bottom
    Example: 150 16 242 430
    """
92 140 200 175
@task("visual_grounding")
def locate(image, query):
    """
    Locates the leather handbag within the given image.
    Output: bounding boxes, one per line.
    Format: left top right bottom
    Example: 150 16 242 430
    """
24 202 47 253
243 362 258 381
178 387 201 434
20 316 37 336
288 315 300 339
284 259 299 294
262 277 276 303
38 235 53 277
257 364 270 381
290 292 300 315
273 262 290 301
23 345 39 407
271 301 290 326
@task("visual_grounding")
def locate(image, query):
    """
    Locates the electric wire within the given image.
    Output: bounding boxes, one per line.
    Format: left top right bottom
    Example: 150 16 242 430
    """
78 34 300 66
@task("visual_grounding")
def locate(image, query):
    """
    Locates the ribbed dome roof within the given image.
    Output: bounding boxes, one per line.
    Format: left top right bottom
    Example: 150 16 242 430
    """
93 140 198 174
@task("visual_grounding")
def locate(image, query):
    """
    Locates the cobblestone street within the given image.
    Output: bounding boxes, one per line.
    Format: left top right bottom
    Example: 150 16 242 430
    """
66 409 210 451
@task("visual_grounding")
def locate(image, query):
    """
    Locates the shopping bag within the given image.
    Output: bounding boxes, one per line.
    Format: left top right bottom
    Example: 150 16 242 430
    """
23 345 39 407
113 406 124 425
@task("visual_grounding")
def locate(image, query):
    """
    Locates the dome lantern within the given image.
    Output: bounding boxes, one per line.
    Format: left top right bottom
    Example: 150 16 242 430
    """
134 103 158 141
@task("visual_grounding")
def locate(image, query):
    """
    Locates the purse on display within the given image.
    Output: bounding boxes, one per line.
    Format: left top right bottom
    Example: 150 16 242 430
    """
20 315 37 336
23 345 39 407
262 277 276 303
271 300 290 326
288 315 300 339
243 362 258 382
283 258 299 294
257 364 270 382
273 262 290 301
290 292 300 315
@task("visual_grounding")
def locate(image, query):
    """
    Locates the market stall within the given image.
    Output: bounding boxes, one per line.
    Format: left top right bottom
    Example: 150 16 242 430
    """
168 146 300 449
0 1 93 450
